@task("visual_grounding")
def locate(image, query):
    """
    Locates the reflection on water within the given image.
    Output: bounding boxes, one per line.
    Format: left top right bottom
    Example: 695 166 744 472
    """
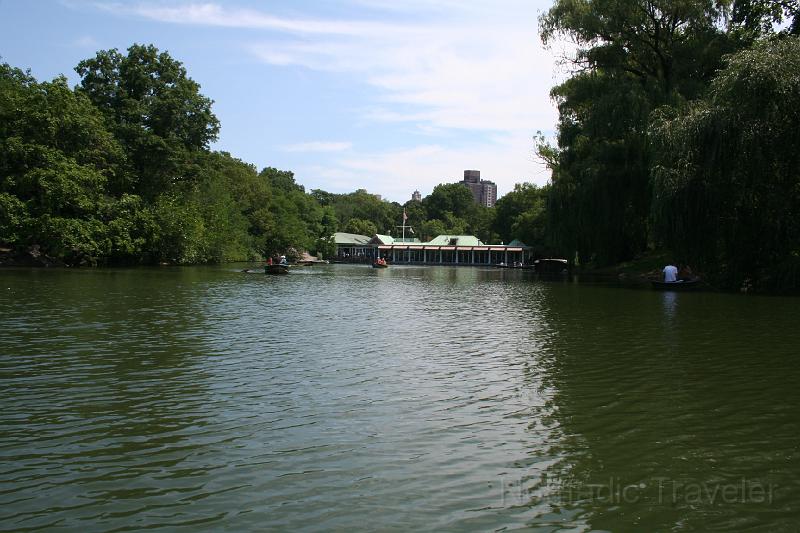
660 289 678 320
1 265 799 531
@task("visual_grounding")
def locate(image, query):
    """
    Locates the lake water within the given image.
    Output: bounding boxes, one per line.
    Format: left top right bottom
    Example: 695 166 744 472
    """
1 264 799 531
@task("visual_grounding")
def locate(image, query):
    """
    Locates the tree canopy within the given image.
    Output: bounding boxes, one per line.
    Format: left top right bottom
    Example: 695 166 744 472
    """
650 37 800 288
537 0 800 290
75 44 220 199
0 47 335 265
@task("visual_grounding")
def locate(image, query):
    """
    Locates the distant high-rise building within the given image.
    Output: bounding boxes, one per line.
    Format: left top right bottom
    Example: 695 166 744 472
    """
480 181 497 207
459 170 497 207
411 190 422 202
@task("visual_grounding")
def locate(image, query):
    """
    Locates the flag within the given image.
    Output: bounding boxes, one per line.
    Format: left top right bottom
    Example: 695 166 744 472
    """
403 208 408 222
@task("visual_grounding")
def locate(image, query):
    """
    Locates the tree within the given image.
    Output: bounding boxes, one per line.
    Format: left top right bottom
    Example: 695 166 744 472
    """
545 71 652 264
538 0 742 265
419 219 447 241
423 183 476 221
344 218 378 236
326 189 401 234
540 0 734 102
76 44 219 199
0 64 123 263
1 50 340 266
493 183 548 250
402 199 428 232
730 0 800 37
650 37 800 288
257 167 336 258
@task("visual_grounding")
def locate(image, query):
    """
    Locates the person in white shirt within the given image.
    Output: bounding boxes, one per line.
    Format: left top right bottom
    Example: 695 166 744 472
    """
663 264 678 282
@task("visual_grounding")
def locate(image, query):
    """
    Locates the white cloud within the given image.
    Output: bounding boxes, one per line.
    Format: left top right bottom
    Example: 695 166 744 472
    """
109 2 561 134
95 1 566 200
103 2 404 36
244 16 561 135
280 141 353 153
296 134 552 202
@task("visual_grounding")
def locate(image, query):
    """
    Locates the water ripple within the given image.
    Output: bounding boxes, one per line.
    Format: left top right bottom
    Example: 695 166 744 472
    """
1 266 800 530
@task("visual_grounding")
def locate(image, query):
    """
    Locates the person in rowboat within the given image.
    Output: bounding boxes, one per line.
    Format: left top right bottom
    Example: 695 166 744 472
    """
679 264 694 281
663 263 678 283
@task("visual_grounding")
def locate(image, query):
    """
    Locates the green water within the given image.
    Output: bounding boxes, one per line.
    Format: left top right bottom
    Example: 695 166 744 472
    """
1 265 798 531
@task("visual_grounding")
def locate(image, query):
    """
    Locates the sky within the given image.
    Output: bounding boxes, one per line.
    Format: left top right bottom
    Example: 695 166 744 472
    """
0 0 569 203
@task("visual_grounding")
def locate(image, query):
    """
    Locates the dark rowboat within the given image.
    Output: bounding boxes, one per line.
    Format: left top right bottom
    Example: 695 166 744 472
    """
265 264 289 275
534 258 569 274
372 261 389 268
651 278 700 290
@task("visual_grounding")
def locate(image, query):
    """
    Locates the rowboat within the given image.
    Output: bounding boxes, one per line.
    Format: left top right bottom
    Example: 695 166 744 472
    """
651 278 700 290
265 264 289 275
372 261 389 268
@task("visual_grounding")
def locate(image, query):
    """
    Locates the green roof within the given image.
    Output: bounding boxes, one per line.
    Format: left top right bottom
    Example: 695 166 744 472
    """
337 232 519 248
425 235 484 246
373 234 394 244
371 235 421 245
334 232 371 245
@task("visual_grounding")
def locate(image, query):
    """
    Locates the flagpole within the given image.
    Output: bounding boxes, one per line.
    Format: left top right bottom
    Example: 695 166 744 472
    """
396 209 413 262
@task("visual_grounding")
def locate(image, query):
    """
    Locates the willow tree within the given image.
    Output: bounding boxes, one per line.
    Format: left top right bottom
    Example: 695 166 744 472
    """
650 37 800 288
540 0 735 103
539 0 738 265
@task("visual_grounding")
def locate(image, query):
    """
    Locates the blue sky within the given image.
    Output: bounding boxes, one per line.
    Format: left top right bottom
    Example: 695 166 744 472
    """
1 0 566 202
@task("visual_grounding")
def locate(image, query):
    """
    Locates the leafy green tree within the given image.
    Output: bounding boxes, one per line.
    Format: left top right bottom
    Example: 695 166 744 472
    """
545 71 652 264
466 206 497 244
310 189 336 206
540 0 734 102
1 50 345 266
76 44 219 199
29 215 108 266
0 193 27 245
401 199 428 232
344 218 378 236
538 0 742 266
314 206 338 259
150 193 207 264
97 194 156 262
0 63 123 263
419 219 447 240
326 189 400 234
258 167 336 258
493 183 548 249
650 37 800 288
730 0 800 37
423 183 476 221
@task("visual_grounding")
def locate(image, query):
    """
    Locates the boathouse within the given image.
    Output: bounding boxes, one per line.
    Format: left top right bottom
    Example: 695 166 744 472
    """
333 232 527 266
334 232 374 262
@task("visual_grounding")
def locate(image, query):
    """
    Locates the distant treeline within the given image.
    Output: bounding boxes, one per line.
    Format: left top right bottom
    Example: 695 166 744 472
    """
0 44 548 265
0 45 339 265
5 5 799 292
538 0 800 290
